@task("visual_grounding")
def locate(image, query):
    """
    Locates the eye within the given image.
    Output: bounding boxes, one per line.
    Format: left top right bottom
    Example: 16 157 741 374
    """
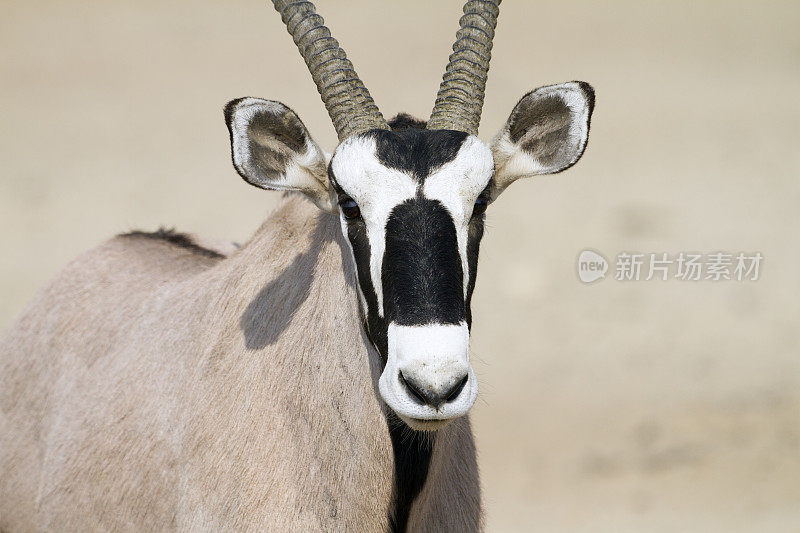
472 196 489 218
339 197 361 220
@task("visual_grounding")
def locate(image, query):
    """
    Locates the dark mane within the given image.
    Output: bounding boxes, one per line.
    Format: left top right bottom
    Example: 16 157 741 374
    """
388 113 427 131
119 227 224 259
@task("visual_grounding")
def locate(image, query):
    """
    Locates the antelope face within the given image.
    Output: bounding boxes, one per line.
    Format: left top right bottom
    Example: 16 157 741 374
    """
329 127 492 429
225 82 595 430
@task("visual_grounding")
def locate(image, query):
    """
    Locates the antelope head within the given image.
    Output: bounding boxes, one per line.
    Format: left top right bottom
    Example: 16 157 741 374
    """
225 0 595 431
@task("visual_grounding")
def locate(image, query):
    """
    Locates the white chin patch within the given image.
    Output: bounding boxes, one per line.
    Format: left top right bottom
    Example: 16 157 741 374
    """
378 322 478 426
402 418 453 432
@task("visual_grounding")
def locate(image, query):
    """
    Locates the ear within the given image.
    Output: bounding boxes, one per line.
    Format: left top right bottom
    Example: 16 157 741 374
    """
490 81 595 198
224 97 334 211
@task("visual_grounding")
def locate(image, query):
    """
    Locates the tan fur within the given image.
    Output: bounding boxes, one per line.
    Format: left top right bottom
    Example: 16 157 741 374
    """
0 194 480 531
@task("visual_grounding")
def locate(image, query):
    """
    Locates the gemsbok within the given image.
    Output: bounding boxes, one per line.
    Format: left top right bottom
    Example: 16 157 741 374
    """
0 0 595 530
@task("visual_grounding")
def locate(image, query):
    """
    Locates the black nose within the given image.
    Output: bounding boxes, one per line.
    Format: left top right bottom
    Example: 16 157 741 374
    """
399 372 468 409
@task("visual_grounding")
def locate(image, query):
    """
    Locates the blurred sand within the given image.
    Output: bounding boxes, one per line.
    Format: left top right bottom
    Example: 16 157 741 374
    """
1 1 799 531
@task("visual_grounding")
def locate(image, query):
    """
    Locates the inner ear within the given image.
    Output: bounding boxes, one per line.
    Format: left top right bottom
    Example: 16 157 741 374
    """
510 93 574 159
490 81 595 197
224 98 333 211
245 105 308 180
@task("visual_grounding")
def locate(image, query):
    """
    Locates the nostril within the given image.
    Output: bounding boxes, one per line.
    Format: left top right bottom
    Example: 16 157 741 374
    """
399 371 469 409
399 372 428 405
445 374 469 402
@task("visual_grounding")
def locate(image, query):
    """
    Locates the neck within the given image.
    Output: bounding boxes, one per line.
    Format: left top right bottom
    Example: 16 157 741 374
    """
387 415 435 531
221 194 480 530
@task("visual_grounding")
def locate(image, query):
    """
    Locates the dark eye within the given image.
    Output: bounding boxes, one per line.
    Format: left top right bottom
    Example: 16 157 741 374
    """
339 198 361 220
472 197 489 218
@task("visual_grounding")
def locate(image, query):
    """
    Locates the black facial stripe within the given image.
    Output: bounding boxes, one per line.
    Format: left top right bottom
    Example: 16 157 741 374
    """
329 163 388 360
369 128 470 182
383 199 464 326
344 218 388 358
464 217 484 329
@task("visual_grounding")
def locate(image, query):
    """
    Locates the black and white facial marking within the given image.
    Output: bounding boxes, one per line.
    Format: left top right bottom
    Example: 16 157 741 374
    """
329 123 494 431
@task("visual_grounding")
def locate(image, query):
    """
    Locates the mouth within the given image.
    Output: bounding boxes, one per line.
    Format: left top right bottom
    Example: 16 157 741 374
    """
378 361 479 431
399 416 453 432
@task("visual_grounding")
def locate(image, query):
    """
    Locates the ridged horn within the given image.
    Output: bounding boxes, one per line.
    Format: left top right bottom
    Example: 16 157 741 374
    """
271 0 389 140
427 0 501 134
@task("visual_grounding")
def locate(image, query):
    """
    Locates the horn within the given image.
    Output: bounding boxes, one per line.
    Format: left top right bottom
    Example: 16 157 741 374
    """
427 0 501 134
271 0 389 140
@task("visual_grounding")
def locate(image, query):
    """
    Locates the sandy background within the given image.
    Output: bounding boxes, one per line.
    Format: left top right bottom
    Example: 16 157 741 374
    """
2 1 799 530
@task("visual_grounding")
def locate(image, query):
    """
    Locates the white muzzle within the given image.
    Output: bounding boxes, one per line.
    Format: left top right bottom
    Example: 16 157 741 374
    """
378 322 478 430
